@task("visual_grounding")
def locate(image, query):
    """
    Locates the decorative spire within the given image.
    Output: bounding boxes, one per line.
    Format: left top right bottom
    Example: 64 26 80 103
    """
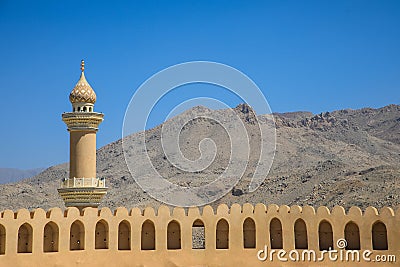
69 60 97 104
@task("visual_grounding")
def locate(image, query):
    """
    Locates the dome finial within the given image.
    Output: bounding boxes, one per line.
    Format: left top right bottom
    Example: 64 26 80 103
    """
69 60 97 104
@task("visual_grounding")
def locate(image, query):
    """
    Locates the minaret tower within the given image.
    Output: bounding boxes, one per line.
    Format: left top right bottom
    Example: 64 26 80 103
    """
58 60 107 209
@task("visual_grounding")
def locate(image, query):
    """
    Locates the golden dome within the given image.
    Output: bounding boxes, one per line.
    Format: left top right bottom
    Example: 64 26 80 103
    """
69 60 97 104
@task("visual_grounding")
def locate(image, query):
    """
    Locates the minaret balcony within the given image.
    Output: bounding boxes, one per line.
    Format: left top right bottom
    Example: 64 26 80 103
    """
60 177 106 188
62 112 104 131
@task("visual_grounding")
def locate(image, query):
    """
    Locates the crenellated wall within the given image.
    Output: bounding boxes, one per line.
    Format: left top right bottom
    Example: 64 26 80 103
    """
0 203 399 267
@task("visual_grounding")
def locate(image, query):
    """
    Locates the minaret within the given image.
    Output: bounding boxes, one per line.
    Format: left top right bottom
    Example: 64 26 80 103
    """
58 60 107 209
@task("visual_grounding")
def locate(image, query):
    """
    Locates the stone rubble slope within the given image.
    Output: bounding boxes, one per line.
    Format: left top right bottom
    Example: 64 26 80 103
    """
0 104 399 211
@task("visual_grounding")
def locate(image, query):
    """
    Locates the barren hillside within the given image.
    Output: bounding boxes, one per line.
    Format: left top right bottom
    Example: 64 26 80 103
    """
0 104 399 211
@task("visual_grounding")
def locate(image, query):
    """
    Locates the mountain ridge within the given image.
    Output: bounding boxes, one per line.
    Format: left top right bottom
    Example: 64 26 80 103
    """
0 168 44 184
0 104 399 211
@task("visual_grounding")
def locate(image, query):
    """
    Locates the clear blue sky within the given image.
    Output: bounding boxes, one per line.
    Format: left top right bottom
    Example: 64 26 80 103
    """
0 0 399 169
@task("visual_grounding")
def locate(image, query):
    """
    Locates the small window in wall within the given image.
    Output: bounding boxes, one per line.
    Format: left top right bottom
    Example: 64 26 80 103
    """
0 224 5 255
89 107 92 112
344 222 360 250
118 220 131 250
372 222 388 250
319 220 333 251
167 220 181 249
243 217 256 248
192 219 205 249
70 220 85 250
95 220 109 249
18 223 33 253
141 220 155 250
43 222 59 252
83 107 87 112
270 218 283 249
216 219 229 249
77 107 81 112
294 219 308 249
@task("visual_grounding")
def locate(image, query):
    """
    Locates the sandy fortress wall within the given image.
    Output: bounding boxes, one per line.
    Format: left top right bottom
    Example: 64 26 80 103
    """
0 203 398 267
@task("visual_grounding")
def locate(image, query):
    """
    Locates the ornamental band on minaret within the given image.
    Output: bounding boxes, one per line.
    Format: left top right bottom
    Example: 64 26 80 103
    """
58 60 107 209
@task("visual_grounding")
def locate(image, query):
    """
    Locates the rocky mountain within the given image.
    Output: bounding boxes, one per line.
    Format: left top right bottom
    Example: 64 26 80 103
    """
0 168 44 184
0 104 399 211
